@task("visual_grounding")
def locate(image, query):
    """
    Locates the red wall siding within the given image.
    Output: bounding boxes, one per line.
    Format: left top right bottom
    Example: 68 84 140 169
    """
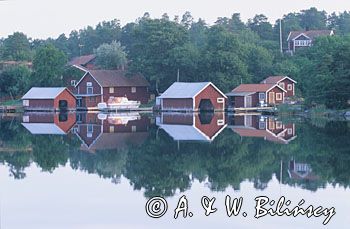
76 73 102 95
81 96 101 108
25 113 54 123
234 96 245 108
194 84 225 111
54 89 76 110
103 116 150 133
53 113 76 133
162 113 193 125
76 124 102 147
194 113 225 139
162 98 193 111
267 87 284 105
278 79 295 97
28 99 54 109
103 86 150 104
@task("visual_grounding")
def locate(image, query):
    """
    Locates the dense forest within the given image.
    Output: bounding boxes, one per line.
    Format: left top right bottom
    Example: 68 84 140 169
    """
0 8 350 108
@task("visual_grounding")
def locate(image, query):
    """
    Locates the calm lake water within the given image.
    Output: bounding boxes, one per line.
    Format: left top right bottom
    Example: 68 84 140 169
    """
0 112 349 228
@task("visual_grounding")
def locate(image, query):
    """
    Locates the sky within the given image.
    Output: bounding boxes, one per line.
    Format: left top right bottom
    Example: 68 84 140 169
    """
0 0 349 39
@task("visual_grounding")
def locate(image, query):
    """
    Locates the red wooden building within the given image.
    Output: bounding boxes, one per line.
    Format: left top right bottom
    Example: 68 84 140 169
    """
74 70 151 109
226 84 286 108
287 30 334 54
261 76 297 97
156 112 226 142
21 112 76 135
68 54 97 71
157 82 227 111
74 112 150 152
230 115 296 144
21 87 76 111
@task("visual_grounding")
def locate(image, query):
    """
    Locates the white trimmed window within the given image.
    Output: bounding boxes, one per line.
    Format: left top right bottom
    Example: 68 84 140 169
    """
287 84 293 91
217 98 224 103
87 124 93 138
276 93 283 100
86 82 92 86
259 93 265 101
71 80 76 86
109 87 114 93
132 125 137 132
288 128 293 135
23 100 29 106
276 121 283 129
217 119 225 126
23 115 29 123
259 121 266 129
131 87 136 93
87 87 93 95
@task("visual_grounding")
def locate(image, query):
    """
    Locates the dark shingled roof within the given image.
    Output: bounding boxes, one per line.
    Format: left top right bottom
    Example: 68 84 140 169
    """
69 54 96 66
232 84 283 93
89 70 150 87
287 30 333 41
260 76 297 84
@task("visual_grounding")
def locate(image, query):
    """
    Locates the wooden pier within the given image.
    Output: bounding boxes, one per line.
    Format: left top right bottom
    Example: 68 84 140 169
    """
0 105 19 113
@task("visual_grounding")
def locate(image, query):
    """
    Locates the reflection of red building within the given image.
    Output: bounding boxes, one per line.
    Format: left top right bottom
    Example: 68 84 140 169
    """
288 159 318 181
21 112 76 135
157 112 226 142
230 115 296 144
74 112 150 152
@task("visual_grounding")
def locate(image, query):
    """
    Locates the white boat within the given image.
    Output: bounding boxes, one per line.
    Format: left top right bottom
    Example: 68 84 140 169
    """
98 97 141 111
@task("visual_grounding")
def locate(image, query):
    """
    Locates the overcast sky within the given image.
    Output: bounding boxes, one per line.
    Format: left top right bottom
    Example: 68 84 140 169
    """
0 0 349 39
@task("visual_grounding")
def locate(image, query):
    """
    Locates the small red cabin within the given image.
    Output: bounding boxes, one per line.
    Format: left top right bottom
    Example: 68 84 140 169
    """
21 87 76 111
157 82 227 112
226 84 286 108
261 76 297 98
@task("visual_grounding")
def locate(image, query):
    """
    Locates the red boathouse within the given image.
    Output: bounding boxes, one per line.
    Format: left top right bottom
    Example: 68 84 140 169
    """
21 87 76 111
157 82 227 112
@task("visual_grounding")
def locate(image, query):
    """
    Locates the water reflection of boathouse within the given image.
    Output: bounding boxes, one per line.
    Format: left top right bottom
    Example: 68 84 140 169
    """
74 112 150 152
229 115 297 144
156 112 227 142
21 112 76 135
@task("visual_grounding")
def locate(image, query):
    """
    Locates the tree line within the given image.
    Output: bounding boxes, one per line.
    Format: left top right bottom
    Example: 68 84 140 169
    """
0 8 350 108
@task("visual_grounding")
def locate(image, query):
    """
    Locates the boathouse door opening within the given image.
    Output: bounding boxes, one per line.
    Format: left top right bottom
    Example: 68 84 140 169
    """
59 100 68 110
198 99 214 111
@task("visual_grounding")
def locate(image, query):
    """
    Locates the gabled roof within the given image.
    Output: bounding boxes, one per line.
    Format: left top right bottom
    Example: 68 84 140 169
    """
80 132 149 152
159 124 211 141
231 84 286 93
287 30 333 41
22 87 72 99
21 123 66 135
260 76 297 84
69 54 96 66
88 70 150 87
158 82 227 99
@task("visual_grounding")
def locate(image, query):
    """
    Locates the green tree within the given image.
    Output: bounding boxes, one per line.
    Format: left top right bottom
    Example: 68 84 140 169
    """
248 14 274 40
2 32 32 61
94 41 127 70
32 44 67 86
300 7 327 30
0 65 31 97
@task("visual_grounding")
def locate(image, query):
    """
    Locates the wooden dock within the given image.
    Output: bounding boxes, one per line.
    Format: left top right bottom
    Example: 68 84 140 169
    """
226 106 276 113
0 105 19 113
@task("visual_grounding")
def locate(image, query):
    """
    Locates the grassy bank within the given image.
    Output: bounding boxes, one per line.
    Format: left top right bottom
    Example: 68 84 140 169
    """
0 99 22 106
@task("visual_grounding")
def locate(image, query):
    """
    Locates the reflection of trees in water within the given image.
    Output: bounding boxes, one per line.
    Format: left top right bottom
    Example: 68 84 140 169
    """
1 118 350 197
